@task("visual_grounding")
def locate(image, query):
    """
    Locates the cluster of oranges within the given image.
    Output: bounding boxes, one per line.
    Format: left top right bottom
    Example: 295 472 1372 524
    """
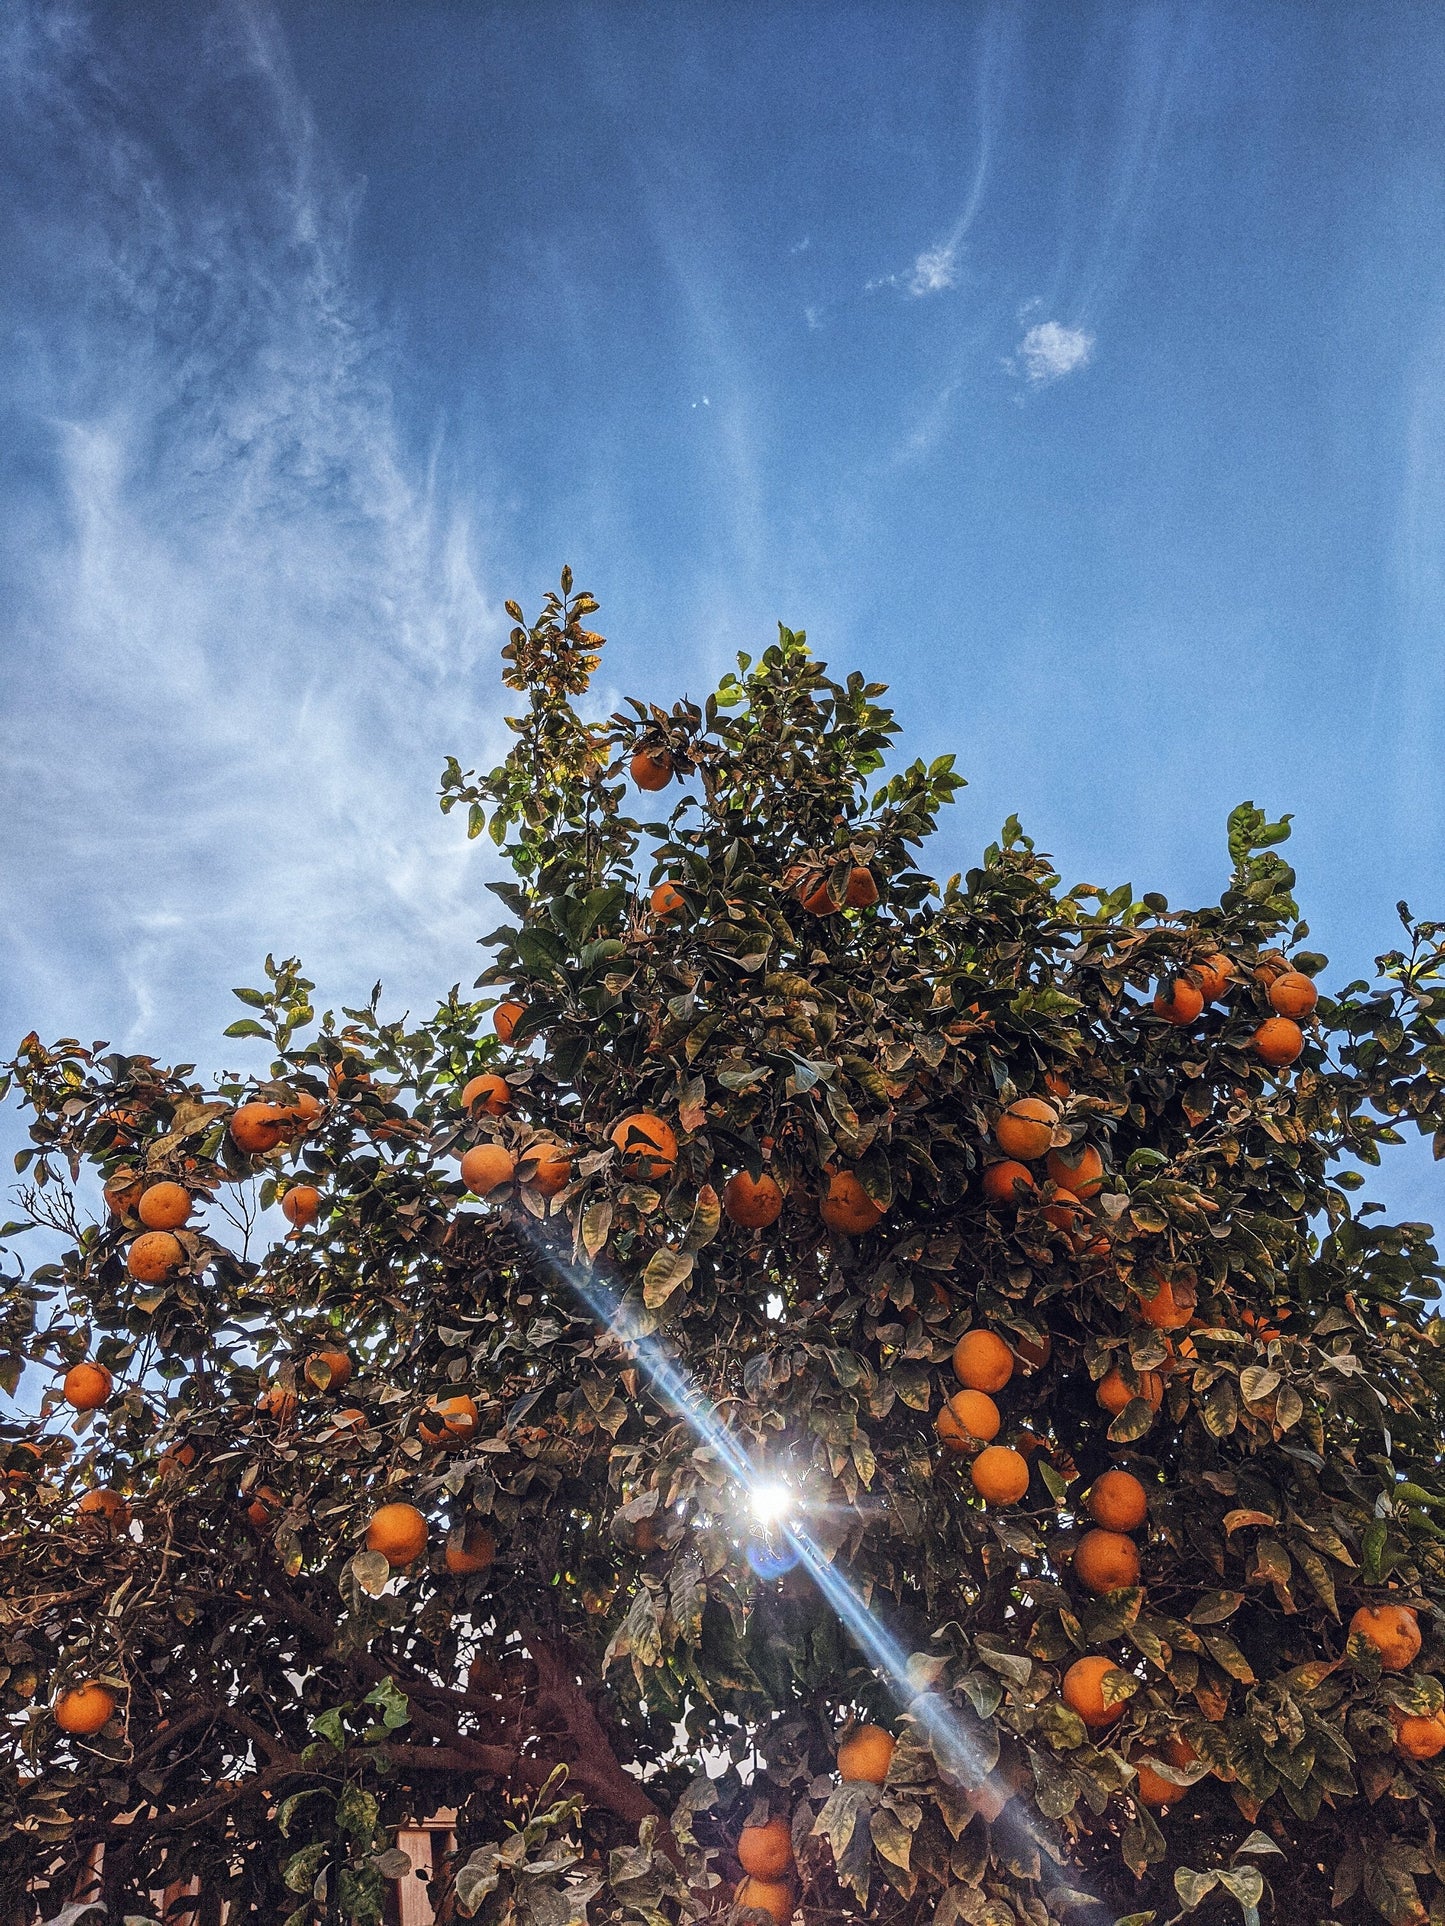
1348 1603 1445 1760
1151 949 1319 1068
730 1722 899 1922
935 1329 1037 1507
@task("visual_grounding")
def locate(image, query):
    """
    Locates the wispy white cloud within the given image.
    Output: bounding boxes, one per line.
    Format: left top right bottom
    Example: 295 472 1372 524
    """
1011 319 1096 385
907 240 961 297
0 1 507 1063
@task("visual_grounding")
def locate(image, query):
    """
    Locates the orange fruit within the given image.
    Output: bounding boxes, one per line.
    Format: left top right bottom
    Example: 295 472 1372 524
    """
837 1724 895 1784
127 1231 184 1284
971 1445 1030 1506
307 1348 352 1392
819 1169 885 1235
1269 971 1318 1020
62 1362 113 1412
282 1185 322 1228
103 1171 144 1217
981 1159 1036 1204
738 1816 795 1879
1253 1017 1304 1067
724 1170 783 1229
77 1488 130 1530
1195 953 1234 1001
1075 1528 1141 1594
799 873 841 916
278 1089 323 1133
735 1876 794 1925
1045 1143 1104 1198
1393 1707 1445 1760
1133 1758 1179 1808
445 1523 496 1575
952 1329 1014 1393
157 1441 197 1478
845 867 879 909
460 1073 511 1117
1042 1187 1083 1233
230 1102 287 1154
1240 1307 1286 1343
1088 1469 1148 1533
1013 1330 1052 1374
610 1112 678 1183
323 1408 368 1440
419 1394 480 1448
461 1143 516 1196
55 1682 115 1735
259 1383 297 1425
994 1098 1058 1161
1349 1603 1421 1672
1096 1366 1164 1417
519 1142 572 1197
1153 979 1204 1026
936 1390 1001 1449
137 1182 192 1231
1136 1270 1195 1331
493 999 526 1044
630 746 673 791
367 1501 428 1568
1063 1655 1126 1728
650 880 685 917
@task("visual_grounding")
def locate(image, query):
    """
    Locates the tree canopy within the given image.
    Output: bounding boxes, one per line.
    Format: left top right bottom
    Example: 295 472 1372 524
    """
4 572 1445 1926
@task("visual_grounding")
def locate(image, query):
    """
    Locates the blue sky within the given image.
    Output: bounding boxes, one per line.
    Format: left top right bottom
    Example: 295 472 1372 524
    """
2 0 1443 1218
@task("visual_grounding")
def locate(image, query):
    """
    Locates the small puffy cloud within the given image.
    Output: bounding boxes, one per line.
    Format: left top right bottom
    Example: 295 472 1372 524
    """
1014 320 1095 384
907 240 959 297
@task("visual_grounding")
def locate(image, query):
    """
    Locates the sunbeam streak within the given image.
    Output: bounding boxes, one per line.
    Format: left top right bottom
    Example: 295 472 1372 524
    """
514 1215 1094 1901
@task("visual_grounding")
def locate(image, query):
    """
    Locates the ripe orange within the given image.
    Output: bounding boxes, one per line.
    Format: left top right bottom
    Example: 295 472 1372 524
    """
278 1089 323 1133
994 1098 1057 1162
1045 1143 1104 1198
724 1170 783 1229
157 1441 197 1478
307 1348 352 1392
62 1362 113 1412
1393 1707 1445 1760
230 1102 287 1154
323 1408 369 1440
738 1816 795 1879
1063 1655 1126 1728
1196 953 1235 1002
819 1169 885 1235
461 1144 516 1196
1042 1187 1083 1233
837 1724 895 1784
981 1159 1036 1204
1135 1270 1195 1331
630 746 673 791
845 867 879 909
1269 971 1318 1019
445 1523 496 1575
1075 1528 1142 1594
1088 1469 1148 1533
461 1073 511 1117
936 1390 1001 1448
971 1445 1030 1506
610 1112 679 1183
650 881 685 917
77 1488 130 1530
1253 1017 1304 1067
1096 1366 1163 1417
493 999 526 1044
1153 979 1204 1026
104 1171 144 1217
127 1232 183 1284
282 1185 322 1228
1013 1329 1052 1374
799 873 841 916
1349 1603 1421 1672
952 1329 1014 1393
259 1382 297 1425
734 1876 794 1925
137 1182 192 1231
1240 1307 1286 1343
419 1394 480 1448
520 1142 572 1197
367 1501 428 1568
1132 1758 1179 1808
55 1682 115 1735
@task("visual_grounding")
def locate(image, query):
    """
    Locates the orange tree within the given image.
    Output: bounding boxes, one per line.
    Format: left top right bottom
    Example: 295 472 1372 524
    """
3 571 1445 1926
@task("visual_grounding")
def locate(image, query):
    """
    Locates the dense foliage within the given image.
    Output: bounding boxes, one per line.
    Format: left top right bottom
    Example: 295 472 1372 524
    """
4 573 1445 1926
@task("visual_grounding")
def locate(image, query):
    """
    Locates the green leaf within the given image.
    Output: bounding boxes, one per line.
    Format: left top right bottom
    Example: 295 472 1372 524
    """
223 1019 270 1040
642 1247 695 1310
1173 1868 1218 1911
